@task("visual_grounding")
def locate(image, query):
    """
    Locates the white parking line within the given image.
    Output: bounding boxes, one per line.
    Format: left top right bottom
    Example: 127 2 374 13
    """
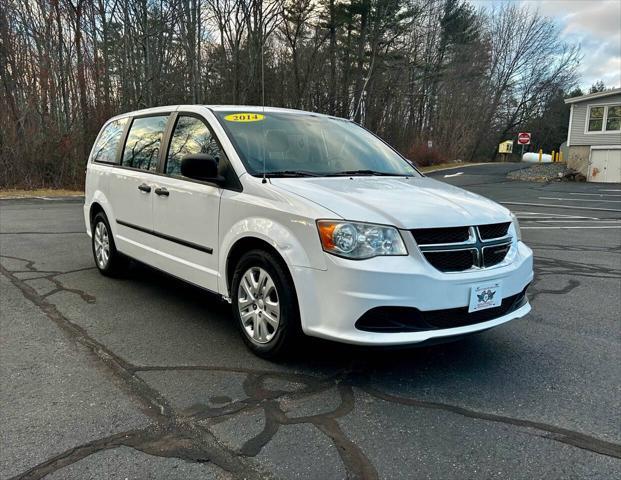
517 215 598 220
568 192 621 197
599 189 621 192
520 218 594 221
502 202 621 212
529 220 621 223
521 226 621 230
519 217 599 221
538 197 621 203
514 210 621 228
513 211 596 218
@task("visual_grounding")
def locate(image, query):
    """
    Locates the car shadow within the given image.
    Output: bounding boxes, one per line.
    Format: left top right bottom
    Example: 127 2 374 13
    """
123 258 510 377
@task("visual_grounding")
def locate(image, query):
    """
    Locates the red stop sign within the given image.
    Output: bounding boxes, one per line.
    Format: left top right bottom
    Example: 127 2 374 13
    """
518 132 531 145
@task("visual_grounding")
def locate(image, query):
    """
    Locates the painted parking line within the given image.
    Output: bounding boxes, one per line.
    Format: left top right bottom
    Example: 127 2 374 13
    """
515 212 598 220
527 220 621 223
513 211 590 216
568 192 621 197
521 226 621 230
514 209 621 229
519 218 599 221
599 189 621 192
502 202 621 213
538 197 621 203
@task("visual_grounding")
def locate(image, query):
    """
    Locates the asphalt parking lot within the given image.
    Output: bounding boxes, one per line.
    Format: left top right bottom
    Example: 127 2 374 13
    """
1 163 620 479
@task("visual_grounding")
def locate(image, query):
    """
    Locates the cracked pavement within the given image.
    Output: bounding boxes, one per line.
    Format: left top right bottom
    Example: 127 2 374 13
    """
1 166 620 479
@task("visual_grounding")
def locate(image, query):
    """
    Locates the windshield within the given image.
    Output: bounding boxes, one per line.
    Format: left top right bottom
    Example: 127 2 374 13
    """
214 111 419 177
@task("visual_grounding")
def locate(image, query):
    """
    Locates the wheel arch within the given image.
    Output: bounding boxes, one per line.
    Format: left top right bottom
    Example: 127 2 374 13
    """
219 215 323 297
89 202 106 226
225 236 294 296
87 191 115 234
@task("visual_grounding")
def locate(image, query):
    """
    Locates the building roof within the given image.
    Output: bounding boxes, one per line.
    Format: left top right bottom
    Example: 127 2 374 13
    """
564 87 621 104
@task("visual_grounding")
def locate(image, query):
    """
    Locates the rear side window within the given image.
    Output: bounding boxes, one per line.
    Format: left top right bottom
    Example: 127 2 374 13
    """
91 118 128 164
166 115 226 176
121 115 169 171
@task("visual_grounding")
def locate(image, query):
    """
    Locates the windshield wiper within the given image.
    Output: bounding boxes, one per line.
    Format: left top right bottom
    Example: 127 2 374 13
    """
326 169 403 177
263 170 322 178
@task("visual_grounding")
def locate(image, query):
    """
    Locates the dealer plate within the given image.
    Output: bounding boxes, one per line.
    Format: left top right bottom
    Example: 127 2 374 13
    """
468 283 502 313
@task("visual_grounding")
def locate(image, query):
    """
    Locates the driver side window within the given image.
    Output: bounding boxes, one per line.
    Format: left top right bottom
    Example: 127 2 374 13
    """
166 115 225 177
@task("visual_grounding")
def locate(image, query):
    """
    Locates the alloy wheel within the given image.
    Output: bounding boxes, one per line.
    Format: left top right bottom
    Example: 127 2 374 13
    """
237 267 280 344
94 221 110 269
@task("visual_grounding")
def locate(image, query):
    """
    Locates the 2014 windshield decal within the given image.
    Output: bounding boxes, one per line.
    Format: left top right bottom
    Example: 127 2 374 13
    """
224 113 265 122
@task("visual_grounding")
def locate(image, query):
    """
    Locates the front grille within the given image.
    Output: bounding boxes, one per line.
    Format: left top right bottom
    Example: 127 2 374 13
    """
411 226 470 245
412 222 513 272
423 249 477 272
483 244 511 267
355 286 529 333
478 222 510 240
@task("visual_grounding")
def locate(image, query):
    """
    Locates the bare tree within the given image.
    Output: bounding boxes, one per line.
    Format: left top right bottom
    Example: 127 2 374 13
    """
0 0 581 189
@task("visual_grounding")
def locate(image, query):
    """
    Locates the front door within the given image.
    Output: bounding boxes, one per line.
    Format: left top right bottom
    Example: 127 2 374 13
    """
109 114 170 260
150 113 224 292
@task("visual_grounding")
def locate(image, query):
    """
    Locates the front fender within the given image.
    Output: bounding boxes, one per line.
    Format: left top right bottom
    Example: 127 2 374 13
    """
219 216 327 295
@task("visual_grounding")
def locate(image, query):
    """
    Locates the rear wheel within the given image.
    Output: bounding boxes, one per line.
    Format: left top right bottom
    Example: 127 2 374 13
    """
91 212 127 276
231 249 301 358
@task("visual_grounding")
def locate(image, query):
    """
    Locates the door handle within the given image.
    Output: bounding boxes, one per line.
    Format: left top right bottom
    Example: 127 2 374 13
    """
138 183 151 193
154 187 170 197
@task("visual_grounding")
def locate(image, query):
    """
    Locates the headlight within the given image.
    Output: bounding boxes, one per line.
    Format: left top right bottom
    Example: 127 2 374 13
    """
510 212 522 241
317 220 408 259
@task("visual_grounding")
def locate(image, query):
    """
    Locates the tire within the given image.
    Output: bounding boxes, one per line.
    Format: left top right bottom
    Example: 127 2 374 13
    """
231 249 302 358
91 212 127 277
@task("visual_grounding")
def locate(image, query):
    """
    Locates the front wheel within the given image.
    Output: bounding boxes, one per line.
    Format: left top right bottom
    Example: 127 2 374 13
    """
231 249 301 358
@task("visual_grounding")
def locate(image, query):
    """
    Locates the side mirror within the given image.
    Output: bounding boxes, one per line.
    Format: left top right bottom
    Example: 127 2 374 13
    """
180 154 224 183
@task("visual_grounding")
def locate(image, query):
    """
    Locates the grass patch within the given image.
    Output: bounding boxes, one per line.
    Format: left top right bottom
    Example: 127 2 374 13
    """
417 162 488 173
0 188 84 198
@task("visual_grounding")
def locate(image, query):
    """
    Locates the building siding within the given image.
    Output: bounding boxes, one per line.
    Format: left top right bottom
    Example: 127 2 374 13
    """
569 93 621 146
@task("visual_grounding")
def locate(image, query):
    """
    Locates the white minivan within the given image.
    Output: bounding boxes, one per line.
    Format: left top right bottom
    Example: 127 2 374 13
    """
84 105 533 357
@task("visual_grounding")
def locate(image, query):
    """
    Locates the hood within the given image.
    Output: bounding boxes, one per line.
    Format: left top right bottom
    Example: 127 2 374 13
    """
269 176 511 229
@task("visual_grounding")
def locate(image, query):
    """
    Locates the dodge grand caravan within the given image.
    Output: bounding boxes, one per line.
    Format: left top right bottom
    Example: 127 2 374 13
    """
84 105 533 357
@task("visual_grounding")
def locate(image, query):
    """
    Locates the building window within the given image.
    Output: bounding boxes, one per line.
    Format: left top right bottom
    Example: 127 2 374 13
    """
587 106 604 131
587 104 621 132
606 106 621 131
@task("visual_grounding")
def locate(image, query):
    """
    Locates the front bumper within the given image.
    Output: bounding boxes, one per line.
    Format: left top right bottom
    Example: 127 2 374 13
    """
291 240 533 346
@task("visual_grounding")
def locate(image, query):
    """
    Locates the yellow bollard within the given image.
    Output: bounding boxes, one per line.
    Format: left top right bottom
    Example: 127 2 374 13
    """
551 150 555 163
559 151 563 163
538 149 542 162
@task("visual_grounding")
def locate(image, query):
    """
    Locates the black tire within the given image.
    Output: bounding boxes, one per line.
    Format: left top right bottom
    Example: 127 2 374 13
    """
91 212 127 277
231 249 302 359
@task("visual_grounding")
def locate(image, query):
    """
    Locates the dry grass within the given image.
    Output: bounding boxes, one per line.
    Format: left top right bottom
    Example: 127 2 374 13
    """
0 164 496 195
0 188 83 199
417 162 488 173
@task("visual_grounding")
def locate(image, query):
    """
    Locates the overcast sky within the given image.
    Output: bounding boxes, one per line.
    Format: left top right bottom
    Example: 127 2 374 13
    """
471 0 621 90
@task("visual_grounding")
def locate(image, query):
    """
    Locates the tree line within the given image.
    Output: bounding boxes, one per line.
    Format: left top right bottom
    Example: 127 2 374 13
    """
1 0 581 189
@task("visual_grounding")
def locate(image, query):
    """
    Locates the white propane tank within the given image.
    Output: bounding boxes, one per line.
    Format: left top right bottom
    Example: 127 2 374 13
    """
523 152 552 163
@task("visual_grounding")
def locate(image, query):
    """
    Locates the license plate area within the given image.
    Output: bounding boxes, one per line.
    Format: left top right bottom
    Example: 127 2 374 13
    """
469 282 502 312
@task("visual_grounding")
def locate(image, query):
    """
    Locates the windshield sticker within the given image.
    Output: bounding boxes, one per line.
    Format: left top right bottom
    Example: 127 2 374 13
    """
224 113 265 122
